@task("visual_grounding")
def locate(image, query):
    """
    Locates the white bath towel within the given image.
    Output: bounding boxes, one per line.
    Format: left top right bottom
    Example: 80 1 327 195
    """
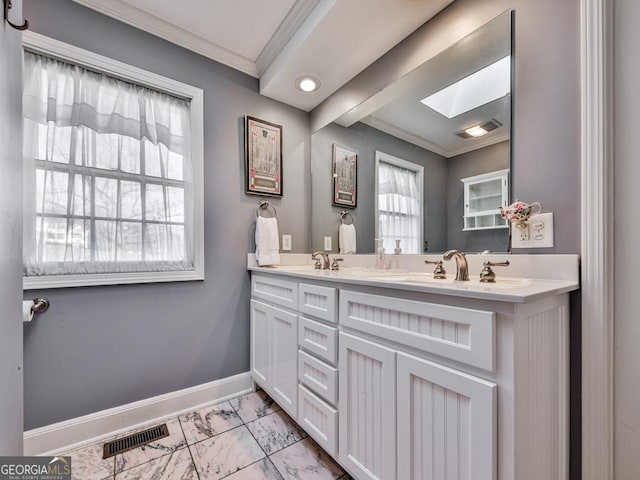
339 223 357 254
255 216 280 266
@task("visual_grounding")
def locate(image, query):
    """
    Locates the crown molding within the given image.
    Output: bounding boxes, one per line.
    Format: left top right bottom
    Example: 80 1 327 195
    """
72 0 258 77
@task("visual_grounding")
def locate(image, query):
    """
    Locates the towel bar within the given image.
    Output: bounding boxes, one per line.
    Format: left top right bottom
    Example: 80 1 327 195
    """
340 210 354 225
31 298 49 314
256 200 277 218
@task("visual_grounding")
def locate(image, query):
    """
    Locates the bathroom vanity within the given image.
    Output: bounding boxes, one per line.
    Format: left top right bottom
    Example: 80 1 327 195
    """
248 254 578 480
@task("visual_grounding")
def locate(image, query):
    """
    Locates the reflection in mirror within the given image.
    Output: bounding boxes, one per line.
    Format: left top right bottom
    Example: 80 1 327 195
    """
375 151 424 254
311 10 512 254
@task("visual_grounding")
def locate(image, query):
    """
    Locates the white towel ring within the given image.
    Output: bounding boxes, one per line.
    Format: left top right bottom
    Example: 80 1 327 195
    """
340 210 354 225
256 201 277 218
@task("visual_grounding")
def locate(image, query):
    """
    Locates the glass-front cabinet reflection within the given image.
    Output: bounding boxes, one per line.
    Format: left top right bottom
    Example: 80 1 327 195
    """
461 168 509 231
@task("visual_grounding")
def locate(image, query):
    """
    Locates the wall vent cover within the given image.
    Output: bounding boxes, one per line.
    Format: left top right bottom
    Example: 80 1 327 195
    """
102 423 169 459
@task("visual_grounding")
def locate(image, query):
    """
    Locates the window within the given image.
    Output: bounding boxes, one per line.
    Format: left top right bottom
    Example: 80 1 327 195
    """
375 151 424 254
22 33 204 289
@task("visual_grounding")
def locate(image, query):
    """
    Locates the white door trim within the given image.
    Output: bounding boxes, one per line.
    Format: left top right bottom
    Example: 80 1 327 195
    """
580 0 614 478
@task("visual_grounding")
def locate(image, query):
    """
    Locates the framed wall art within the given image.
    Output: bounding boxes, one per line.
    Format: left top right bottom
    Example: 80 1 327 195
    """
245 116 283 197
332 143 358 208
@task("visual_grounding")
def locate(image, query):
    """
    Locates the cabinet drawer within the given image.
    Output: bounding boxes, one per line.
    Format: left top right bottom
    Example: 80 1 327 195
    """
252 274 298 311
299 316 338 364
298 350 338 405
298 385 338 457
340 290 496 371
298 283 337 323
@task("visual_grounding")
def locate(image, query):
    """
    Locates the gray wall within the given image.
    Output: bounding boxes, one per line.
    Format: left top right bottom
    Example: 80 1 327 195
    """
311 122 447 254
614 0 640 477
446 141 510 253
312 0 581 254
22 0 310 429
0 0 25 454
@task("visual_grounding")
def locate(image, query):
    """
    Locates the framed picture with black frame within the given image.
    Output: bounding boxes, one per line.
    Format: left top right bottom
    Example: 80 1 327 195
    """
332 143 358 208
245 115 283 197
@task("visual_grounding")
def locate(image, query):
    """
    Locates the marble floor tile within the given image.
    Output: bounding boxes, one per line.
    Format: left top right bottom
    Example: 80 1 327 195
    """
229 390 281 423
115 447 196 480
115 418 186 474
63 440 115 480
270 438 344 480
246 410 307 455
179 401 243 444
190 425 265 480
223 458 284 480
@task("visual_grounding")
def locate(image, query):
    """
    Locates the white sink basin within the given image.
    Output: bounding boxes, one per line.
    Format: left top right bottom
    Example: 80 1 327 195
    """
378 273 530 290
271 265 316 271
267 265 530 291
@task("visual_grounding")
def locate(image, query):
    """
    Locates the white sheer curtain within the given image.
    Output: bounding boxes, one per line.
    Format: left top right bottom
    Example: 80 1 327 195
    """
22 51 194 276
377 160 422 254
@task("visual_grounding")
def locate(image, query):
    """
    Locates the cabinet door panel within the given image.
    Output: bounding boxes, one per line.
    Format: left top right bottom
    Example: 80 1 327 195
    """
250 299 271 388
397 352 497 480
271 305 298 417
339 332 396 480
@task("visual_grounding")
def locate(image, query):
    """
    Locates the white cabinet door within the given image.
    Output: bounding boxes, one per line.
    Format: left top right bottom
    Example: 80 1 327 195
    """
250 299 272 388
397 352 497 480
339 332 396 480
271 305 298 417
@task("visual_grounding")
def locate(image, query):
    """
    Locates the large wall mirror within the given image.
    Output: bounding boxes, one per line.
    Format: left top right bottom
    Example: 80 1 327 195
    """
311 11 512 254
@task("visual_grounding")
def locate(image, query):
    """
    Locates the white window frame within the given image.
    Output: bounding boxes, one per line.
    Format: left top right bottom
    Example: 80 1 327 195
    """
22 32 205 289
374 150 424 253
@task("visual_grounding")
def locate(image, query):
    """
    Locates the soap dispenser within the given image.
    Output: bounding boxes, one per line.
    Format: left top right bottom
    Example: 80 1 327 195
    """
375 238 386 269
394 239 402 255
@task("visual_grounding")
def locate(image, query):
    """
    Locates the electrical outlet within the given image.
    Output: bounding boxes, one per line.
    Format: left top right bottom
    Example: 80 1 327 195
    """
517 224 530 242
282 234 292 251
511 212 554 248
324 236 332 251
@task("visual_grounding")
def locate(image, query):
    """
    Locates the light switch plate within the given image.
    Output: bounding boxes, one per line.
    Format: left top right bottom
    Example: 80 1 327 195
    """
324 236 332 251
511 212 554 248
282 234 292 251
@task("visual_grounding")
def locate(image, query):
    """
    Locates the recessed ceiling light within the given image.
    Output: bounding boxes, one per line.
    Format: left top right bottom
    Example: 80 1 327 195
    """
295 75 320 93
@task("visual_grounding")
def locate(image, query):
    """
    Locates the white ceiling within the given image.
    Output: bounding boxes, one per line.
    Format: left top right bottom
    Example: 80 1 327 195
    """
72 0 453 111
119 0 298 61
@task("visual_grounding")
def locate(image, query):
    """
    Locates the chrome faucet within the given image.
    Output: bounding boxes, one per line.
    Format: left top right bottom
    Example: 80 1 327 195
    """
311 251 330 270
443 249 469 281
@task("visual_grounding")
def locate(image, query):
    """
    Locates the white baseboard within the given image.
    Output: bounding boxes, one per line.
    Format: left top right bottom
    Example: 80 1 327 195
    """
23 372 253 455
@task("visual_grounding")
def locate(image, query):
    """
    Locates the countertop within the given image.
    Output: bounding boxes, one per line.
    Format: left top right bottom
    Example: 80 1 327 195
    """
248 264 579 304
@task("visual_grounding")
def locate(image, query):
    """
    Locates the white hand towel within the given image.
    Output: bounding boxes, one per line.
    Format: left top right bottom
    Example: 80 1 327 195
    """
339 223 357 254
255 216 280 266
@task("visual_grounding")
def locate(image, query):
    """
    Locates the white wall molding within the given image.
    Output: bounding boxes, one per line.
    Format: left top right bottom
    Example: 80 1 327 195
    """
23 372 253 456
580 0 614 478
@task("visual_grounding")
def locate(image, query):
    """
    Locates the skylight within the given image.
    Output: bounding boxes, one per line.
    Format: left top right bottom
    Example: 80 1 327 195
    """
420 56 511 118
